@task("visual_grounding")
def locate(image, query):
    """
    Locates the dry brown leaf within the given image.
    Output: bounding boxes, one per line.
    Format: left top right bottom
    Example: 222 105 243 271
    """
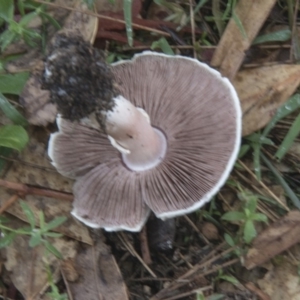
244 211 300 270
20 0 98 126
257 259 300 300
211 0 277 79
64 231 128 300
2 218 77 300
0 129 93 245
19 61 56 126
232 64 300 136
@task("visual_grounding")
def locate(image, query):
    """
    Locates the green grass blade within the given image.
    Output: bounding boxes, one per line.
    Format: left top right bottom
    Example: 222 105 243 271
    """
275 112 300 160
177 0 208 31
253 29 291 45
232 11 247 39
0 0 14 22
151 38 174 55
20 201 36 229
262 94 300 137
124 0 133 47
0 93 28 126
261 153 300 209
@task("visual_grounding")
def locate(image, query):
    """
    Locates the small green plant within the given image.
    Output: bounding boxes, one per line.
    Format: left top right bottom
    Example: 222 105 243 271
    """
221 191 268 244
0 0 60 52
45 263 68 300
0 201 67 258
213 269 240 287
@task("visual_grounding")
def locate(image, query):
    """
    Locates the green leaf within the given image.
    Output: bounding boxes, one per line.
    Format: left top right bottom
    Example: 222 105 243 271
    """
151 38 175 55
44 240 63 259
43 216 67 232
222 211 245 222
0 93 28 126
224 233 235 247
0 72 30 95
219 274 239 285
124 0 133 47
0 30 17 52
19 11 37 26
17 0 25 15
29 231 43 247
238 144 250 158
253 29 291 45
40 12 61 29
39 211 45 230
20 201 36 229
275 112 300 160
43 232 63 238
0 0 14 22
244 220 256 243
0 125 28 151
261 153 300 210
251 213 268 223
245 197 257 214
0 232 17 248
262 94 300 138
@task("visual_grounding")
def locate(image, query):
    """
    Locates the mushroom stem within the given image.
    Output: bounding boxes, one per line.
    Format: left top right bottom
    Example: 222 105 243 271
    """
105 95 167 171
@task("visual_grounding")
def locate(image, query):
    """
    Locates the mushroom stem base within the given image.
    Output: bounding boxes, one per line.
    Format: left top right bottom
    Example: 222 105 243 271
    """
122 128 167 172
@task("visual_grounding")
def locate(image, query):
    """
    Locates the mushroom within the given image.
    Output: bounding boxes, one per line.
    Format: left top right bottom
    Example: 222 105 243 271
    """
47 43 242 231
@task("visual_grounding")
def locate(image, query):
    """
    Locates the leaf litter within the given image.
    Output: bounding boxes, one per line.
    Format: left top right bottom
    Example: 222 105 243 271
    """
2 0 300 299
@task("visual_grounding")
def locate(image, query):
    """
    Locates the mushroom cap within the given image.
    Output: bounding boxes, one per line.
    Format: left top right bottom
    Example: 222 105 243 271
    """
48 51 241 231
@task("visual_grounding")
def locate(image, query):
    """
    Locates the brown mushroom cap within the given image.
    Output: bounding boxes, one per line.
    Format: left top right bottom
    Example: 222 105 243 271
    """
48 52 241 231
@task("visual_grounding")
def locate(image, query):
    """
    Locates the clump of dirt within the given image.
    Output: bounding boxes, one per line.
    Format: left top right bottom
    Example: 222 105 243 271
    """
42 33 118 122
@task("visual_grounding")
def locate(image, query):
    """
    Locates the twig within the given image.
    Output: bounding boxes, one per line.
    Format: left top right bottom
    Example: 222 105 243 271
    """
0 179 73 201
183 215 210 245
151 245 238 299
0 194 20 215
139 225 152 265
238 160 290 211
33 0 170 37
118 232 157 278
245 282 271 300
163 286 213 300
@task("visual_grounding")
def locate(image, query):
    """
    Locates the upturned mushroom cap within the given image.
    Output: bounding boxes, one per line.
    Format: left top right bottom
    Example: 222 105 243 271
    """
48 51 241 231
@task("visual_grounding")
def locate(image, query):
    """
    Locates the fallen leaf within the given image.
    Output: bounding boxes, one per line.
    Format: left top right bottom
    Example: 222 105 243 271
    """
257 258 300 300
0 129 93 245
64 231 129 300
2 218 77 300
232 64 300 136
19 61 56 126
211 0 277 79
244 211 300 270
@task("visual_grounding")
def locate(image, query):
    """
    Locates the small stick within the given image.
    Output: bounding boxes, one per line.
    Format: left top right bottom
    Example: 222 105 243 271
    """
0 179 73 201
163 285 212 300
118 232 157 278
238 160 290 211
0 194 19 215
139 225 152 265
245 282 271 300
183 215 210 245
